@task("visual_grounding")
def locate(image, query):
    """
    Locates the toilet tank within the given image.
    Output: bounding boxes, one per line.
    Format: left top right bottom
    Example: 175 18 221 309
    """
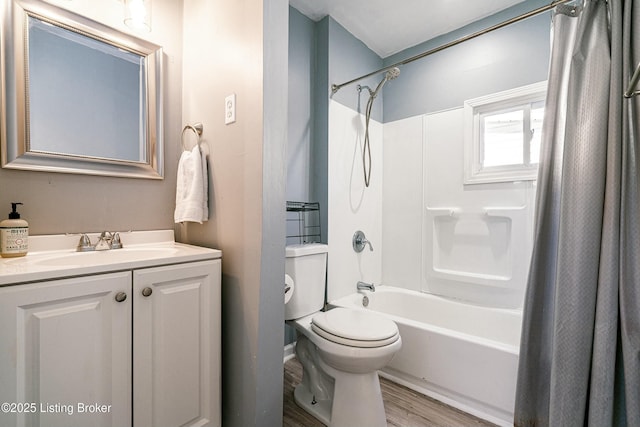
284 243 328 320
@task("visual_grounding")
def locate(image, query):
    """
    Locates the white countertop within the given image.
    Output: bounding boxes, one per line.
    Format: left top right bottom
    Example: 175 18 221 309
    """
0 230 221 286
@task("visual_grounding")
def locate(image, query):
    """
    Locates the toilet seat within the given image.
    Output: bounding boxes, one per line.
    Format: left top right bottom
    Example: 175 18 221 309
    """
311 308 399 348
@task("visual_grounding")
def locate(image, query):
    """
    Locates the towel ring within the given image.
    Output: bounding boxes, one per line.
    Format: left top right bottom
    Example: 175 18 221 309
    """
181 123 204 150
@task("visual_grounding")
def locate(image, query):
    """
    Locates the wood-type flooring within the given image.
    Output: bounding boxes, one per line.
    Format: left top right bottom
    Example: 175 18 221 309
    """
283 357 497 427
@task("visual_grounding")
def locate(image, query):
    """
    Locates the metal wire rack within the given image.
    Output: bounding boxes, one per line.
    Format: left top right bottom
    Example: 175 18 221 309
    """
286 201 321 244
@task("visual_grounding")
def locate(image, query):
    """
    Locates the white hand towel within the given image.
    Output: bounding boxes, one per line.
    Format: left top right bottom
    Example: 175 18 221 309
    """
174 145 209 223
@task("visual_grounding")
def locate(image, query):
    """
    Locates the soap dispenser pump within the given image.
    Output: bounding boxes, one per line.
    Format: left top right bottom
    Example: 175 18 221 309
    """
0 202 29 258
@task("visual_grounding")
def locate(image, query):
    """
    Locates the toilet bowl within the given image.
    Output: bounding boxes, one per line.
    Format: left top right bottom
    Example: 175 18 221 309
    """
285 243 401 427
290 308 401 427
310 308 401 373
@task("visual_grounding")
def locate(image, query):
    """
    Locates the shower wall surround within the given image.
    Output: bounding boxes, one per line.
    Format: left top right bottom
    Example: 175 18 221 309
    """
327 100 383 301
381 116 424 293
290 0 552 307
377 4 549 308
382 109 536 308
422 110 535 308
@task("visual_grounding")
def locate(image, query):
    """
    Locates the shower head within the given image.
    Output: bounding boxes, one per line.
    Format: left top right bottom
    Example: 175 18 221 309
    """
370 67 401 98
385 67 400 81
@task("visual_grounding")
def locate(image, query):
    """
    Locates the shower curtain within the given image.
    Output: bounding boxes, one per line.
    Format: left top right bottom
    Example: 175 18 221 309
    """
515 0 639 426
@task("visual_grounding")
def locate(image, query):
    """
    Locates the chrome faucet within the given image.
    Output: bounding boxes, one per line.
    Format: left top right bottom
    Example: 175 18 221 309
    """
357 281 375 292
94 232 113 251
75 231 123 252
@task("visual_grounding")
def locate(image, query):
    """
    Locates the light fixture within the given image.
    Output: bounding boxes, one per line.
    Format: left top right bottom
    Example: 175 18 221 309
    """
124 0 151 32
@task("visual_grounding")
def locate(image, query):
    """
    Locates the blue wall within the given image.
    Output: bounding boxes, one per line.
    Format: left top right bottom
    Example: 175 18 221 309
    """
318 0 555 123
287 7 316 204
286 7 315 346
327 18 384 122
287 11 384 247
383 3 553 121
286 10 384 344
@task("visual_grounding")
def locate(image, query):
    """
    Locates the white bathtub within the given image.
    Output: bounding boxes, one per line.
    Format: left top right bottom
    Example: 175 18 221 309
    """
332 286 522 427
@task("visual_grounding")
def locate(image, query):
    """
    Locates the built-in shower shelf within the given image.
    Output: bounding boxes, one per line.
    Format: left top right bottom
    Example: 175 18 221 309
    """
426 206 525 217
425 205 529 290
432 267 511 287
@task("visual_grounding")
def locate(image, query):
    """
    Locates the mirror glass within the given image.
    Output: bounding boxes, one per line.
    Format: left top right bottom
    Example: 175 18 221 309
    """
28 16 146 162
1 0 163 179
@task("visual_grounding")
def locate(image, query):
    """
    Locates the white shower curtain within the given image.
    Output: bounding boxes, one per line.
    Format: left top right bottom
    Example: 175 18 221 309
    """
515 0 639 426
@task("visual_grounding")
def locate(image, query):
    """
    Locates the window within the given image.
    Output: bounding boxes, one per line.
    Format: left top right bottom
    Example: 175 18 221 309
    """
464 82 547 184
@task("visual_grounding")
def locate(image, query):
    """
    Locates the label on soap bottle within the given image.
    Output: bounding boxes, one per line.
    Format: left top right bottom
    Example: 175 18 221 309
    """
0 227 29 254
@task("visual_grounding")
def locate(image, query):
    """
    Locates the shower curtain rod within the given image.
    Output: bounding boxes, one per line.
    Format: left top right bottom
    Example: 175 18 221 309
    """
331 0 575 94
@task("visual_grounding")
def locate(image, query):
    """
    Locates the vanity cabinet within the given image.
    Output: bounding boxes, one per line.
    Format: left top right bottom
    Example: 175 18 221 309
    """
0 271 132 427
0 259 221 427
133 260 221 427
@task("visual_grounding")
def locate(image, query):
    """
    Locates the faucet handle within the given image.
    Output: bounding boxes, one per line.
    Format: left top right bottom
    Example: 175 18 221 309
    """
76 234 94 252
110 232 123 249
352 230 374 253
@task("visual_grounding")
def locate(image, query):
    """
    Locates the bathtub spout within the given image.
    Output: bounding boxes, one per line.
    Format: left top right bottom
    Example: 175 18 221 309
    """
357 281 375 292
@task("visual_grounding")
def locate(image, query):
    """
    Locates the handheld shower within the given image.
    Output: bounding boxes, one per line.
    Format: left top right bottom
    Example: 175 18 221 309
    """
360 67 401 99
360 67 400 187
376 67 400 95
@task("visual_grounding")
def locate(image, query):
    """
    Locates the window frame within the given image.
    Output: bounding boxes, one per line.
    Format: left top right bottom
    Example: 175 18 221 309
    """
463 81 547 184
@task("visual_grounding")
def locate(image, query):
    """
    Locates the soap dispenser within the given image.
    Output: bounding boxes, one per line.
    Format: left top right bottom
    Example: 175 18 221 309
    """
0 202 29 258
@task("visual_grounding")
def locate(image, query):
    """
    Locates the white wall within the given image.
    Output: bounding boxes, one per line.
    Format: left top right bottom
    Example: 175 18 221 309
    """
327 100 383 302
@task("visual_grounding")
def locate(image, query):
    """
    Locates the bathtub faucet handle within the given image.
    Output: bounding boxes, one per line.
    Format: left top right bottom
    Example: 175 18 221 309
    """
353 230 373 253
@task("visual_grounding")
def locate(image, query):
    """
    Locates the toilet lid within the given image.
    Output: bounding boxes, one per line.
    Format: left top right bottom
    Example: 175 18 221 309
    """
311 308 399 348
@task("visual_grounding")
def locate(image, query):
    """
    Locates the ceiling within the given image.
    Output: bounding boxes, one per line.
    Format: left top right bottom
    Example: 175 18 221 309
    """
289 0 525 58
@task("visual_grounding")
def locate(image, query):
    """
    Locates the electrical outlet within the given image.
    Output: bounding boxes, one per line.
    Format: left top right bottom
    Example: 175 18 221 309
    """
225 93 236 124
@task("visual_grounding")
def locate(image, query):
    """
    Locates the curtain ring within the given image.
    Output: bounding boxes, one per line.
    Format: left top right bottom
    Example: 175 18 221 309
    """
181 123 204 150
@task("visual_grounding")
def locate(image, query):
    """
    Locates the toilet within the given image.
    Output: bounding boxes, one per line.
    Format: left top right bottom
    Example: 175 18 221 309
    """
284 243 401 427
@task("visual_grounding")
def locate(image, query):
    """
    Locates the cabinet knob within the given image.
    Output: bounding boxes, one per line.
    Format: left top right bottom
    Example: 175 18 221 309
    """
115 292 127 303
141 287 153 297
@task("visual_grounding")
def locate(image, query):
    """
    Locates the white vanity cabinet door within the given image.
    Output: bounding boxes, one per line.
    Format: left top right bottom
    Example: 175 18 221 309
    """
0 272 132 427
133 259 221 427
